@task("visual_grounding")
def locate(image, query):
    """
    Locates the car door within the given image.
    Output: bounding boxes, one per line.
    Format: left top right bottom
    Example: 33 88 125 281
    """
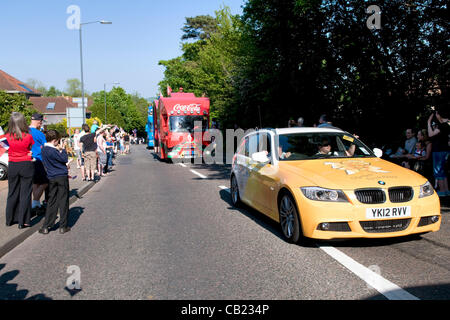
234 136 250 202
253 132 279 219
242 133 260 206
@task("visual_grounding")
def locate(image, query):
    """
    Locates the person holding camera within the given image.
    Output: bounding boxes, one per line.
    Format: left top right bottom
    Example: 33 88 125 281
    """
39 130 71 234
79 124 97 181
428 107 450 197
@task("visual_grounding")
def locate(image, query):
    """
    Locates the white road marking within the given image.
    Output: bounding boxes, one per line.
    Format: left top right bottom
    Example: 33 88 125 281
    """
219 186 230 192
178 163 187 168
318 245 419 300
190 169 207 179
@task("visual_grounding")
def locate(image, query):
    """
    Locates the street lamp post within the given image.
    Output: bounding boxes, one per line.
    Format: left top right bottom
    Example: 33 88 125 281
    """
79 20 112 124
104 82 120 124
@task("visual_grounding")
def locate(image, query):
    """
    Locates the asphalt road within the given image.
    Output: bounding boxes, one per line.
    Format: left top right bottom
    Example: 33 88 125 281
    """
0 145 449 300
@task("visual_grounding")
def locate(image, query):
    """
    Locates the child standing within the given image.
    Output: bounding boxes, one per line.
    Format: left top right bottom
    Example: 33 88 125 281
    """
39 130 71 234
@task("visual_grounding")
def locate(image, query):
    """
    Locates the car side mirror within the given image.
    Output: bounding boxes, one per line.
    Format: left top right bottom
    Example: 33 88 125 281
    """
373 148 383 158
251 151 270 163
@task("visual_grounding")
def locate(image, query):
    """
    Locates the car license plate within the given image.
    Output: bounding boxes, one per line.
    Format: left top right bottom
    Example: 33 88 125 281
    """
366 206 411 219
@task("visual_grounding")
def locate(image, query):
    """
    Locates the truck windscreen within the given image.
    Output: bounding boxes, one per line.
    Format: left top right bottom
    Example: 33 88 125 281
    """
169 116 208 132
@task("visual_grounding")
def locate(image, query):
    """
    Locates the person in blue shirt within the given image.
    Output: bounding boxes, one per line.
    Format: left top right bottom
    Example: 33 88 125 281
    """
39 129 71 234
29 113 48 211
90 120 99 133
317 114 333 128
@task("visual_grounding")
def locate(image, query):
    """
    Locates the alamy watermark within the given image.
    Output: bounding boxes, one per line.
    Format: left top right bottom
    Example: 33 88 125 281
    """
169 124 263 165
66 4 81 30
66 265 81 290
366 5 381 30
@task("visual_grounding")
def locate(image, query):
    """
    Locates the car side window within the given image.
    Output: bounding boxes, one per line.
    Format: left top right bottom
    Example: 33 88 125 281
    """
248 134 258 158
244 137 249 157
258 132 271 155
236 138 245 155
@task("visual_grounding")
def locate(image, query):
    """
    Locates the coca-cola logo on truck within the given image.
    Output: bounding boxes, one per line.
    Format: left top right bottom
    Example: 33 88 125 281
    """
173 104 201 113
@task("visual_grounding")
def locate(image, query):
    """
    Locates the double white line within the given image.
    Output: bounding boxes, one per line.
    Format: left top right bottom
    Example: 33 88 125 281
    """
178 163 419 300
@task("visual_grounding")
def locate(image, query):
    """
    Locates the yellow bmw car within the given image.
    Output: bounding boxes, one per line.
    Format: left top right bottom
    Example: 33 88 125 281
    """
230 128 441 243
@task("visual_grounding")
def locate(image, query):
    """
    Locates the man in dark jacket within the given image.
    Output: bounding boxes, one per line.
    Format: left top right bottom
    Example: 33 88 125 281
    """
79 124 97 181
39 130 71 234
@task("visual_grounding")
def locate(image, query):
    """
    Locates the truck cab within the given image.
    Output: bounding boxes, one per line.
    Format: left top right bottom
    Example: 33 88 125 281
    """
154 92 210 160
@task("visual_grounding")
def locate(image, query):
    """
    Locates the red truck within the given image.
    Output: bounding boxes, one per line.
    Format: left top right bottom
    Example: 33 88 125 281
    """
154 91 210 161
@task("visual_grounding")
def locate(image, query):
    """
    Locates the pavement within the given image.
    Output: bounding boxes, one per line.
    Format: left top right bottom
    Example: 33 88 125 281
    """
0 162 105 258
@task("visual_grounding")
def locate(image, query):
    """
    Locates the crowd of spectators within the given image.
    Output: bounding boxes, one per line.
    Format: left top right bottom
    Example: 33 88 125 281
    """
72 123 132 180
386 107 450 197
0 111 135 233
288 110 450 198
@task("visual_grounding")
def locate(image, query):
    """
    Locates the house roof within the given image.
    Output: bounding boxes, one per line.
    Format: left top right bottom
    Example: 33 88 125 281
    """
29 96 90 114
0 69 41 95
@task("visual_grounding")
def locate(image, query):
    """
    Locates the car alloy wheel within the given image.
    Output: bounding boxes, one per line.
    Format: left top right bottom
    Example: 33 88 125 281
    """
0 164 7 180
230 175 241 206
279 193 301 243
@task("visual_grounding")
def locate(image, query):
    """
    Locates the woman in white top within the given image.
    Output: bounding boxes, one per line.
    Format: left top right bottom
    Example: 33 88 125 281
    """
95 128 107 177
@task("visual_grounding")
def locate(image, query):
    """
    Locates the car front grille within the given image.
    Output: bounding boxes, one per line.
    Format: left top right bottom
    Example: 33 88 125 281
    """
388 187 414 203
355 189 386 204
360 219 411 233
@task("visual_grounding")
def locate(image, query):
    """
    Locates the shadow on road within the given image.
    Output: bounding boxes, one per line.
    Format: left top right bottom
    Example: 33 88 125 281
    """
51 206 85 230
190 163 231 180
219 189 283 240
366 283 450 300
0 263 52 300
69 188 79 199
319 234 428 248
67 206 84 229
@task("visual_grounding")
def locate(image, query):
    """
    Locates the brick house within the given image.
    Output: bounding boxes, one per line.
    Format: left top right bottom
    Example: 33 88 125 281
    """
29 96 92 125
0 69 41 98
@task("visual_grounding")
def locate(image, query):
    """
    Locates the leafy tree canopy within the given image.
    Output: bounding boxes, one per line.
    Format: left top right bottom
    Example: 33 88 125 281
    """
0 91 36 129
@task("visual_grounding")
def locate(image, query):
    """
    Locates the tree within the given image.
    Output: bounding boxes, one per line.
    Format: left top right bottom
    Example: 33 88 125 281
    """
159 7 243 128
130 92 151 121
234 0 448 143
45 86 62 97
65 78 82 97
0 91 36 129
181 15 218 40
46 118 68 137
158 1 448 146
26 78 47 95
89 93 126 129
90 87 146 133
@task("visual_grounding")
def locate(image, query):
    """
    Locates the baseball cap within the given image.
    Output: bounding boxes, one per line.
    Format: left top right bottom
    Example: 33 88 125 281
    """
31 113 44 121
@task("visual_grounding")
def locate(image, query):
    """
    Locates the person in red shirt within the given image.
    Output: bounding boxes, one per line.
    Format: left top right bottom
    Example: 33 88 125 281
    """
2 112 35 229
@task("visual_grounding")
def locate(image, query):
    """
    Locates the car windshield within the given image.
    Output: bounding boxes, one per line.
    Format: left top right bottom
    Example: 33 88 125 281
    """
276 132 375 161
169 116 208 133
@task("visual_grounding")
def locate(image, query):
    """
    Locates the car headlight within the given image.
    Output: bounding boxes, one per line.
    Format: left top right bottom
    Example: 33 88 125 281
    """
419 181 434 198
301 187 349 202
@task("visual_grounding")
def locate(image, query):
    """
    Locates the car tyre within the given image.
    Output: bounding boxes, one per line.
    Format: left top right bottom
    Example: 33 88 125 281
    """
0 164 7 181
278 192 303 244
230 174 241 207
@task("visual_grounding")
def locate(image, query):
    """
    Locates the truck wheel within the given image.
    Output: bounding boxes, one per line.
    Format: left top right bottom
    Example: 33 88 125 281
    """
0 164 7 181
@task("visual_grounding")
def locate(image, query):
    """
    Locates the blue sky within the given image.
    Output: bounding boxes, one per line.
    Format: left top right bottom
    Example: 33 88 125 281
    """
0 0 245 99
